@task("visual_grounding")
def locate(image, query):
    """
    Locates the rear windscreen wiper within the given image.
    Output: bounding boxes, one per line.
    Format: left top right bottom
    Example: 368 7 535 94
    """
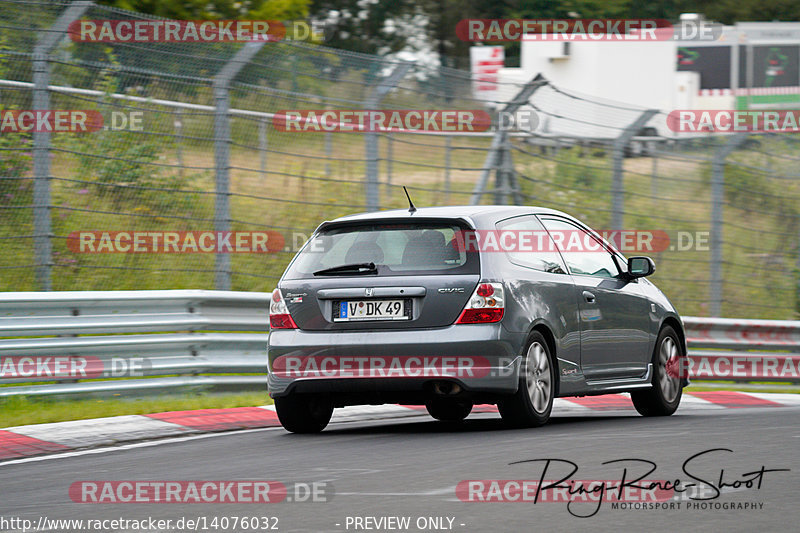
313 262 377 276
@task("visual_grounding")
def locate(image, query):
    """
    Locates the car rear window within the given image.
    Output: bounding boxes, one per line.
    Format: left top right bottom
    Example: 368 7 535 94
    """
284 221 480 279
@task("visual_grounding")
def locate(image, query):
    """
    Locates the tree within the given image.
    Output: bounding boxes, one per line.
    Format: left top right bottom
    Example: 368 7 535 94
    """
98 0 310 20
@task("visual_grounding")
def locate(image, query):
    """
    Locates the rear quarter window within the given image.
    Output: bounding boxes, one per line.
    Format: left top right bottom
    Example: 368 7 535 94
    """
495 215 567 274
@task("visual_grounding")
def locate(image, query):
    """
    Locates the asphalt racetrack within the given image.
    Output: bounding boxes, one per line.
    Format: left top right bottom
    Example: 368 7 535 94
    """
1 403 798 532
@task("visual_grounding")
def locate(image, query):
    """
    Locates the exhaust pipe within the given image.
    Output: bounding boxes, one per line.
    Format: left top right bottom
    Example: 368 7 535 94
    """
433 382 462 396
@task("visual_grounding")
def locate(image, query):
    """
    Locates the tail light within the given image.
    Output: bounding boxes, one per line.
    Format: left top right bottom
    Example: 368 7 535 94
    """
270 288 298 329
456 282 504 324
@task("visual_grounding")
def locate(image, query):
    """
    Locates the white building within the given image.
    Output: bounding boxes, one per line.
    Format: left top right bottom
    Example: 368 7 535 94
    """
488 20 800 138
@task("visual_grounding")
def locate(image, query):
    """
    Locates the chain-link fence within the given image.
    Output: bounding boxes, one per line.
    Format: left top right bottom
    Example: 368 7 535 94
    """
1 0 799 319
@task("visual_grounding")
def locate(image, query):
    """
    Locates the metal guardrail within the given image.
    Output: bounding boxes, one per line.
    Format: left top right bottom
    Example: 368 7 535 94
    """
0 291 269 397
683 317 800 382
0 291 798 397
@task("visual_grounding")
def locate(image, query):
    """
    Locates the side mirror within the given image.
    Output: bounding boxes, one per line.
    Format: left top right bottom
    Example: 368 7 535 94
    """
627 256 656 279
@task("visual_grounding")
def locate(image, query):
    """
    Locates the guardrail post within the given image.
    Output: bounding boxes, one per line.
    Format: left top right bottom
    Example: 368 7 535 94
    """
710 133 749 317
32 1 93 291
471 74 546 205
213 41 265 290
611 109 658 230
364 61 412 211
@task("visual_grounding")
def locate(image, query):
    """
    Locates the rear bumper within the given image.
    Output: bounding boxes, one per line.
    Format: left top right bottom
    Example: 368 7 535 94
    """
267 324 523 401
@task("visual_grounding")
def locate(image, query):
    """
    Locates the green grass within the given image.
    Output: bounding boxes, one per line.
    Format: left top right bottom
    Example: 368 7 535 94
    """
3 132 798 317
685 381 800 394
0 392 272 428
685 386 797 394
1 383 796 429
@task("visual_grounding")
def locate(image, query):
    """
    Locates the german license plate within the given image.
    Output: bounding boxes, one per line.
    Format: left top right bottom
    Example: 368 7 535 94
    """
335 299 409 321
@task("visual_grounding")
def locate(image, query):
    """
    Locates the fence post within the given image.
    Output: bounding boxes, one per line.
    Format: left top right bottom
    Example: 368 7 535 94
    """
493 132 509 204
325 129 332 178
470 133 503 205
213 41 264 290
175 108 184 180
651 152 658 199
471 74 545 205
796 214 800 318
503 137 524 205
797 214 800 318
364 61 412 211
31 1 93 291
710 133 748 317
258 117 267 181
444 135 451 203
385 133 393 200
611 109 658 230
494 132 523 205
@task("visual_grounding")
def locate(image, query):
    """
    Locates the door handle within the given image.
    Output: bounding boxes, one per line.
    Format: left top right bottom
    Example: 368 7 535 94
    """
582 291 596 303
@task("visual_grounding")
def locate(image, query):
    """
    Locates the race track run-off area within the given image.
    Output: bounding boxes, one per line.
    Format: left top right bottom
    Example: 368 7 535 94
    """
1 391 798 532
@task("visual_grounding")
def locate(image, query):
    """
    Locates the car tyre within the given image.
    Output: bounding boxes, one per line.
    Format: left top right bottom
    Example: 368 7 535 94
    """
425 399 473 422
631 325 684 417
274 395 333 433
498 331 554 428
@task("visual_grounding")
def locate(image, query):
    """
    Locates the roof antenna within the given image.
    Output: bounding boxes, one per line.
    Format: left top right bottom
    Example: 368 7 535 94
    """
403 186 417 213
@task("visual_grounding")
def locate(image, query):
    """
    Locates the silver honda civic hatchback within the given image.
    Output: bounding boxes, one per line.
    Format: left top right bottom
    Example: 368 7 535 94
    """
267 205 687 433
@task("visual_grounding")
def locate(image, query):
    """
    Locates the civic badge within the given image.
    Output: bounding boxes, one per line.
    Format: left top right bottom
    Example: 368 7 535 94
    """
365 288 374 297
